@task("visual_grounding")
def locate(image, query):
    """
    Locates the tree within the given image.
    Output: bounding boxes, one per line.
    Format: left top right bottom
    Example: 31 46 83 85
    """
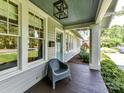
101 25 124 47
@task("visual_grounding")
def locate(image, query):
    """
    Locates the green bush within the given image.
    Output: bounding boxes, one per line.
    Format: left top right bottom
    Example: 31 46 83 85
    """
80 46 89 63
101 55 124 93
101 38 121 48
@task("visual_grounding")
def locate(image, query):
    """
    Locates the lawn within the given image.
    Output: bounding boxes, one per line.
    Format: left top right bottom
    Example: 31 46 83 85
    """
0 51 38 64
28 51 38 58
0 53 17 64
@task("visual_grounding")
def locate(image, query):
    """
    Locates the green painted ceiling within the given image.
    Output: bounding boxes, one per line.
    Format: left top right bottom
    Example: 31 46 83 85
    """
30 0 100 26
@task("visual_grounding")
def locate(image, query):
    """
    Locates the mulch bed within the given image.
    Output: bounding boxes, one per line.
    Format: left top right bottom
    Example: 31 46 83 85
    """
68 54 87 64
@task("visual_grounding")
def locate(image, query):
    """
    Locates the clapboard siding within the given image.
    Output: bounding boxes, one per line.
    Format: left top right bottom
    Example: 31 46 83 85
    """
47 17 63 60
0 63 47 93
64 35 81 62
0 1 81 93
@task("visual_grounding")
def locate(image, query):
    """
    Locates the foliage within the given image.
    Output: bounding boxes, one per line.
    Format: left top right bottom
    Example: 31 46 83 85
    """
80 46 89 63
0 36 38 49
101 54 124 93
0 36 17 49
115 6 124 16
101 25 124 48
80 52 89 63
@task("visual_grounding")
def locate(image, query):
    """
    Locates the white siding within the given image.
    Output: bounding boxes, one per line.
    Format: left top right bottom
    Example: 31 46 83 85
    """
0 63 47 93
64 34 81 62
0 1 81 93
64 48 80 62
47 17 63 60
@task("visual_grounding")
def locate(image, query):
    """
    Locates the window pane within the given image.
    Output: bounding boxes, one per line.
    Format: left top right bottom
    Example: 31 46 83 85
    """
28 39 43 62
9 14 18 24
38 31 43 38
9 1 18 24
0 35 17 71
29 28 44 38
28 12 44 63
9 24 18 35
9 1 18 15
0 21 7 33
29 12 35 26
0 0 8 19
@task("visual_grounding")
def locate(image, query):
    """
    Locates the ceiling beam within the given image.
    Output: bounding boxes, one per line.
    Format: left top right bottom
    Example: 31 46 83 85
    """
95 0 112 24
64 22 95 30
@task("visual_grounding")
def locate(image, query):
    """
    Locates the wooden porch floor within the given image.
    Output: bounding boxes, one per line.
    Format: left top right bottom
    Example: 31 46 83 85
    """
25 55 108 93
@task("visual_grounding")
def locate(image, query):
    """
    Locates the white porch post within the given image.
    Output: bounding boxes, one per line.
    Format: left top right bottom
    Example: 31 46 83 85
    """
89 24 101 70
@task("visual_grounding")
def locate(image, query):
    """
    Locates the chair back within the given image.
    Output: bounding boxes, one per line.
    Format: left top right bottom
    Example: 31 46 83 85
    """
48 59 60 71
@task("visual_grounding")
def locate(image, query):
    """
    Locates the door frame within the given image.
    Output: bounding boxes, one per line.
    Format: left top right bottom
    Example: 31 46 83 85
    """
55 27 64 62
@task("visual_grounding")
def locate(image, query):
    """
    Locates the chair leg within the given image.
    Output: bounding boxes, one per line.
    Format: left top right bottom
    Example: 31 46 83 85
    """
53 81 55 89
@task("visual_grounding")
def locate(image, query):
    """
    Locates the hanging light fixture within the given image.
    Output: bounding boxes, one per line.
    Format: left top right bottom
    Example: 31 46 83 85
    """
53 0 68 20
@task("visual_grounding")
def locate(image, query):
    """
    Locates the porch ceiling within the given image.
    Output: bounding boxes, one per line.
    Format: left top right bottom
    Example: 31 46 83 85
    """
30 0 100 26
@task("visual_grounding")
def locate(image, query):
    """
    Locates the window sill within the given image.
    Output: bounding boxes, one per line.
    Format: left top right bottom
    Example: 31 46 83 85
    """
27 59 48 70
0 60 48 82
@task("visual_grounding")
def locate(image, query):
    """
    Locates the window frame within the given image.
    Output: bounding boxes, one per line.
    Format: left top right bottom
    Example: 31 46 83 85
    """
27 10 46 64
65 32 74 53
0 0 21 75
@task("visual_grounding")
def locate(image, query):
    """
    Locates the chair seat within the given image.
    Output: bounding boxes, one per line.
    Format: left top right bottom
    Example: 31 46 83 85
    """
55 68 68 74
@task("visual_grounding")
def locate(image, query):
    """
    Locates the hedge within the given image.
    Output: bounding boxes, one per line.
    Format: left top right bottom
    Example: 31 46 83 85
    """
101 55 124 93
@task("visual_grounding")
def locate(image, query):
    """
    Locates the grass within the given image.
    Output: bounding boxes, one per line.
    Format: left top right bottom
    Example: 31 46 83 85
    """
0 51 38 64
28 51 38 58
0 53 17 64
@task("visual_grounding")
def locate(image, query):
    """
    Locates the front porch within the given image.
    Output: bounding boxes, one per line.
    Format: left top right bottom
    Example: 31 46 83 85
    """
25 55 108 93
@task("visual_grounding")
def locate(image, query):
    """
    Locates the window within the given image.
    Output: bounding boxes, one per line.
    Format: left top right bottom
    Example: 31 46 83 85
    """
77 38 80 48
65 33 73 52
71 36 73 50
65 33 69 52
69 35 71 51
28 12 44 62
0 0 19 71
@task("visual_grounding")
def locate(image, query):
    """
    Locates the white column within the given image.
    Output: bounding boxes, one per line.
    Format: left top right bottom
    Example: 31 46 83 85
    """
19 0 29 70
89 24 101 70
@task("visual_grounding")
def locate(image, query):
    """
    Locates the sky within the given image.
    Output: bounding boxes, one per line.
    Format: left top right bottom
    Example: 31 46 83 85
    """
110 0 124 26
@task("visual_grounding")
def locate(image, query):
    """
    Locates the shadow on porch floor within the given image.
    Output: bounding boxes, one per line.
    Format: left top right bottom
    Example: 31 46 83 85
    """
25 55 108 93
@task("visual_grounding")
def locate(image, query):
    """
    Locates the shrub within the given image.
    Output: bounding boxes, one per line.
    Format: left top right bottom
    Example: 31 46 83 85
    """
80 46 89 63
101 55 124 93
80 52 89 63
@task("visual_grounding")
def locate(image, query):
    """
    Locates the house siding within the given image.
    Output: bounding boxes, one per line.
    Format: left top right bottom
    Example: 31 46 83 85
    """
47 17 63 60
0 0 81 93
64 35 81 62
0 63 47 93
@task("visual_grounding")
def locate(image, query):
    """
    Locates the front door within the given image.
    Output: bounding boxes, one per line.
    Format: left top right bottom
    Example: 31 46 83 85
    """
56 32 63 61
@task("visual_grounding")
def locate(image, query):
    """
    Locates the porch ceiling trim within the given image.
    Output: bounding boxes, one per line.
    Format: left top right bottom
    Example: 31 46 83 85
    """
95 0 112 24
64 22 94 30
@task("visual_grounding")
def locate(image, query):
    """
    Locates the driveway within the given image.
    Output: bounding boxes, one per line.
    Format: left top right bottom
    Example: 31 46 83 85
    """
105 52 124 71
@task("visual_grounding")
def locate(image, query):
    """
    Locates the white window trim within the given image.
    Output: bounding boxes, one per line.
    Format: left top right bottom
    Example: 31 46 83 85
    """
0 0 21 75
0 0 48 80
27 9 46 65
65 32 74 54
55 27 64 62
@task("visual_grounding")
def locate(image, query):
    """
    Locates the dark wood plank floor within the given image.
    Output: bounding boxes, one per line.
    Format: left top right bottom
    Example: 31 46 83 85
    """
25 63 108 93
